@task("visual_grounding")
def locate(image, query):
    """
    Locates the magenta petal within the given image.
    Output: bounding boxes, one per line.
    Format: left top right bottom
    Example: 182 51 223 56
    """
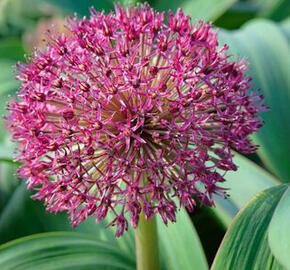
6 4 265 236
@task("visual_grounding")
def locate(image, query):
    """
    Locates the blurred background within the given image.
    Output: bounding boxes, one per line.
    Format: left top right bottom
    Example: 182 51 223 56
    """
0 0 289 266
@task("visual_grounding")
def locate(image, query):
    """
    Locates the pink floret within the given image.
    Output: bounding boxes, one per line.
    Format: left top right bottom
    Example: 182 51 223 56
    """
7 4 266 236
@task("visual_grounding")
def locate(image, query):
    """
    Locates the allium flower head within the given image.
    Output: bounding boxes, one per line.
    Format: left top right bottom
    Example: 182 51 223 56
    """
7 4 266 236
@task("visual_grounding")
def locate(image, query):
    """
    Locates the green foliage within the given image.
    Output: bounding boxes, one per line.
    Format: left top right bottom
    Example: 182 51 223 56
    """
0 232 136 270
268 187 290 270
0 145 14 163
0 60 19 143
0 1 290 269
219 20 290 181
254 0 290 21
214 2 259 29
45 0 114 15
0 181 207 270
212 185 289 270
0 163 19 213
281 17 290 43
154 0 238 21
0 39 25 144
0 0 56 36
214 153 279 226
157 204 208 270
0 39 25 61
0 60 19 98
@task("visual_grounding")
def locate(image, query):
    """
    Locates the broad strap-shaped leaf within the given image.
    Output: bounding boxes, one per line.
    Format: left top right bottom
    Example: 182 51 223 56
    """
0 163 19 213
281 17 290 43
158 206 208 270
0 40 24 143
0 144 15 163
0 38 25 61
255 0 290 21
213 153 279 226
0 0 51 36
0 181 208 270
219 19 290 181
214 2 260 30
268 187 290 270
45 0 114 15
211 185 289 270
0 183 113 245
154 0 238 21
0 60 18 96
0 232 135 270
0 60 19 142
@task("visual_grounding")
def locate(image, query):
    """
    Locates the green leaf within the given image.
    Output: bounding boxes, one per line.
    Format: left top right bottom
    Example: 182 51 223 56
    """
158 207 208 270
0 232 135 270
0 144 15 163
0 38 25 61
0 179 135 256
219 19 290 181
222 153 278 208
0 60 19 143
213 153 279 226
0 163 19 213
256 0 290 21
281 17 290 43
211 185 289 270
0 183 110 245
214 2 259 30
0 180 208 270
45 0 114 15
0 0 57 36
268 186 290 269
0 60 18 95
154 0 238 22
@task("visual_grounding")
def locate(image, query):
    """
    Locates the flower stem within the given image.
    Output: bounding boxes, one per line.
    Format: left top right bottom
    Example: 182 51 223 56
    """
135 212 160 270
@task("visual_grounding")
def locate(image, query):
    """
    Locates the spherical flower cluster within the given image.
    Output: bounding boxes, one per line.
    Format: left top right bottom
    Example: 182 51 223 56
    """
7 4 265 236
